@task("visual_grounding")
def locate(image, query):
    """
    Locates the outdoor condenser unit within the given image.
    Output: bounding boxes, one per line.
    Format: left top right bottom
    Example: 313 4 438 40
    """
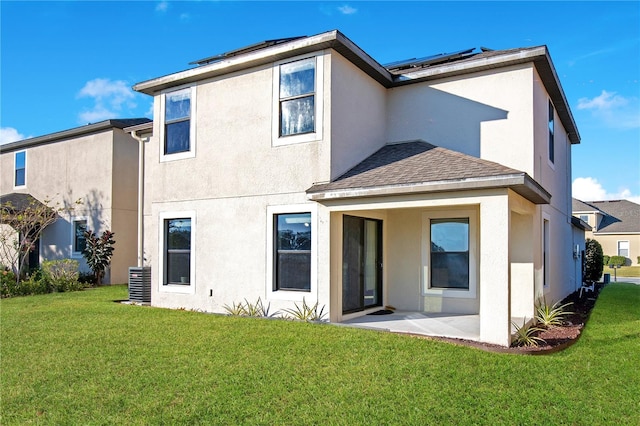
128 267 151 303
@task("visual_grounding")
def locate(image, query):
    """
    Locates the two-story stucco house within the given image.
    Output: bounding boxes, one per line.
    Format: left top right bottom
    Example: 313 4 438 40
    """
573 198 640 266
0 119 150 283
133 30 582 346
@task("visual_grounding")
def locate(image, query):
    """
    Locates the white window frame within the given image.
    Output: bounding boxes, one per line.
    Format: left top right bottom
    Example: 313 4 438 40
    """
71 217 88 258
421 208 478 299
272 53 324 147
618 240 629 258
160 86 197 162
14 150 27 189
266 204 317 302
543 213 551 289
159 210 196 294
547 99 555 169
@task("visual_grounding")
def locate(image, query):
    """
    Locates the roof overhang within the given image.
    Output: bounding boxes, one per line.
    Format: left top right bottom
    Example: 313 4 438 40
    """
133 30 393 95
571 216 592 231
307 173 550 205
0 118 151 153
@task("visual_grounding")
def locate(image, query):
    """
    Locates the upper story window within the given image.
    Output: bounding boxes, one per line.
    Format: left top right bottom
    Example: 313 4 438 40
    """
548 100 555 164
579 215 589 223
161 87 196 161
280 58 316 137
14 151 26 187
273 55 323 146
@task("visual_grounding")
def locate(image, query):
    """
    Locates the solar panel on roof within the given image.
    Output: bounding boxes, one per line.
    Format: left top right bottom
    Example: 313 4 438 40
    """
384 48 476 71
189 36 306 66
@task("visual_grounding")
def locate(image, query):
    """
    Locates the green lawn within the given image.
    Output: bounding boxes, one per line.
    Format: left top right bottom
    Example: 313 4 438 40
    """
604 265 640 277
1 284 639 425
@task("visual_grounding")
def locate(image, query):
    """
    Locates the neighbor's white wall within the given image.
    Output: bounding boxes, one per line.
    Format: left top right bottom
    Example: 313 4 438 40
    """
0 129 138 283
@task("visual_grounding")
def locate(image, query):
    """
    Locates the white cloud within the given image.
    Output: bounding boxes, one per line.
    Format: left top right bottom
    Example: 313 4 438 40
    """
77 78 137 124
573 177 640 204
337 5 357 15
577 90 628 110
576 90 640 129
155 1 169 13
0 127 26 144
179 13 190 22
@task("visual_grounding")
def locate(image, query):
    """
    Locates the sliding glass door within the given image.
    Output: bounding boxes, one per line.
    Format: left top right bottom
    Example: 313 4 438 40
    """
342 215 382 314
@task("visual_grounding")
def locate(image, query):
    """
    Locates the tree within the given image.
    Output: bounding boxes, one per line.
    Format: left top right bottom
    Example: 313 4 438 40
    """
0 195 64 285
82 230 115 285
584 238 603 283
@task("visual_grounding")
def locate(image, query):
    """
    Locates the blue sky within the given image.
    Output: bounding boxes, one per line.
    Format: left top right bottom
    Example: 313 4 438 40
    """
1 1 639 202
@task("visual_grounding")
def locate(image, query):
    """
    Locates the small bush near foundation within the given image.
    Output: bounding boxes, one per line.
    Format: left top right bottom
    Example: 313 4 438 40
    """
603 255 610 266
1 268 49 297
41 259 83 292
223 298 272 317
281 298 327 322
536 298 573 327
511 319 545 347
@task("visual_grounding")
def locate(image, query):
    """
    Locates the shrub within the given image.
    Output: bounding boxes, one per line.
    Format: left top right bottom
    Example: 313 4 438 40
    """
536 298 573 327
603 255 610 266
41 259 82 292
511 319 545 347
608 255 627 268
223 298 272 317
1 268 17 298
584 238 603 282
281 298 327 322
82 230 115 285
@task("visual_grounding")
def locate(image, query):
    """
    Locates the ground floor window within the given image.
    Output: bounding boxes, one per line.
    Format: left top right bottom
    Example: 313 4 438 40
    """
618 240 629 258
430 218 469 289
164 217 192 285
422 208 478 299
274 212 311 291
72 219 87 255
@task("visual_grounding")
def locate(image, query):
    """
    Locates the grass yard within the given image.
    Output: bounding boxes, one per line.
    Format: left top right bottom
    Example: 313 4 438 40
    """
604 265 640 277
1 284 639 425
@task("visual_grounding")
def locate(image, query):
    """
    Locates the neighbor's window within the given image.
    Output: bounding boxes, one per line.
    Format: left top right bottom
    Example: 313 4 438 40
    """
279 57 316 137
274 213 311 291
73 220 87 254
14 151 26 187
430 218 469 289
548 100 555 164
618 240 629 258
579 215 589 223
164 218 191 285
164 88 191 155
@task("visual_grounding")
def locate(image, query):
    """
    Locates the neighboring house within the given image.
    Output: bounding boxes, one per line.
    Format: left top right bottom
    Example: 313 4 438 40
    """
573 198 640 266
0 119 150 283
132 30 582 346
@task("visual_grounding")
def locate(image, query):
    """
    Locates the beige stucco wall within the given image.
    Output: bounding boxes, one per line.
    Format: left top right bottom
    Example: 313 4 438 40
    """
330 53 387 180
592 234 640 266
145 50 339 313
0 128 139 283
386 64 534 173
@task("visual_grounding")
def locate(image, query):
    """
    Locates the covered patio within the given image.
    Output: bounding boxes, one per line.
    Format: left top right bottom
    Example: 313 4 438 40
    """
308 141 550 347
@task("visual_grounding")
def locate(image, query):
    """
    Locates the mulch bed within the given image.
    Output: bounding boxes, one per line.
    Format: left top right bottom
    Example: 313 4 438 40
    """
420 286 601 355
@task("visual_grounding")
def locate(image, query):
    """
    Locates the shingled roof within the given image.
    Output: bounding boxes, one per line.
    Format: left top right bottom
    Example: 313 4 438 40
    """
574 199 640 234
307 141 550 204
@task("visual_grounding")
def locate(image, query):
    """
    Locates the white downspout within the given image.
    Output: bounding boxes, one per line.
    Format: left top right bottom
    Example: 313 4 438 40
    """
129 131 147 268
